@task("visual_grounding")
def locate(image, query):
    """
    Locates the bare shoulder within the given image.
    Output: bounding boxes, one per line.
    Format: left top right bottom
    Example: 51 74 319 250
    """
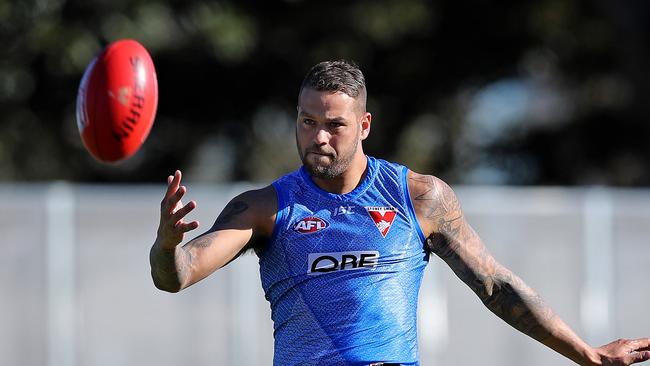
213 185 277 238
406 170 463 237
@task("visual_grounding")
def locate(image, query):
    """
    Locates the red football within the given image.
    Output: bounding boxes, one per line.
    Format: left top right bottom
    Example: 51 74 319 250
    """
76 39 158 163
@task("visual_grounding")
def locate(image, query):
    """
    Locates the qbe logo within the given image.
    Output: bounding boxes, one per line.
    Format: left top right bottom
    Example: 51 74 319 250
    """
294 216 329 234
307 251 379 274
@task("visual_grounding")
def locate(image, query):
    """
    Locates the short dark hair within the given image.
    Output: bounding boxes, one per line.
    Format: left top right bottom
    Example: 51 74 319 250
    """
300 60 367 103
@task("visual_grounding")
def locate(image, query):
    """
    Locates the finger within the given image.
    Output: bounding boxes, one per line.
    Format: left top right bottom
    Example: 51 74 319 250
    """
164 172 177 198
631 338 650 351
175 220 199 233
171 185 187 206
175 185 187 201
165 170 182 199
171 200 197 222
163 175 174 198
626 350 650 364
162 185 186 214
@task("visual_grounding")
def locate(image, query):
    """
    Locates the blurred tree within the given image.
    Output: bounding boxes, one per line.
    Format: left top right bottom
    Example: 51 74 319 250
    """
0 0 648 185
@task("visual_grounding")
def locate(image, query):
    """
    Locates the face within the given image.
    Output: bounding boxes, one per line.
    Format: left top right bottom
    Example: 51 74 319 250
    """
296 88 371 179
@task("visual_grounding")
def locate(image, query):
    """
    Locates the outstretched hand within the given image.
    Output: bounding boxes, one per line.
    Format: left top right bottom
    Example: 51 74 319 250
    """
157 170 199 249
596 338 650 365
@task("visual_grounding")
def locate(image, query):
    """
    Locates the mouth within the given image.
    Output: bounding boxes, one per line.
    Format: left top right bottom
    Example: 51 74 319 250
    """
307 151 333 157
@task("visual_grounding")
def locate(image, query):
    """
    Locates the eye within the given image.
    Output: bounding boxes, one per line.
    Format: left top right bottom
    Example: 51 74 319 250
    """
329 122 343 129
303 118 316 126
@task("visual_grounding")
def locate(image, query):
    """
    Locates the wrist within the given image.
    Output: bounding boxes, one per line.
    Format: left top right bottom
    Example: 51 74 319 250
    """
583 347 602 366
154 234 180 251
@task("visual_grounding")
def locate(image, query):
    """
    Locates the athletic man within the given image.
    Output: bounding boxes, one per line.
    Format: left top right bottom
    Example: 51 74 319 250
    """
150 60 650 365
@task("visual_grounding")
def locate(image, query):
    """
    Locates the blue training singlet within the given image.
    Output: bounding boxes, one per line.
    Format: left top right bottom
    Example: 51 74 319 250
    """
260 156 429 366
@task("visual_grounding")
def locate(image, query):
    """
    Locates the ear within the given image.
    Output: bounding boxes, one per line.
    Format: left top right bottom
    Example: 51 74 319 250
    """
359 112 372 140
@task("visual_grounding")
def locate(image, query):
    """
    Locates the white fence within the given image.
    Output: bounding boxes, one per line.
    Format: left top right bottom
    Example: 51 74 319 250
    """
1 183 649 366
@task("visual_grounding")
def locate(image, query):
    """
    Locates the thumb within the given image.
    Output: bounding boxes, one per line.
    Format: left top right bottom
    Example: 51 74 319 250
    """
626 351 650 364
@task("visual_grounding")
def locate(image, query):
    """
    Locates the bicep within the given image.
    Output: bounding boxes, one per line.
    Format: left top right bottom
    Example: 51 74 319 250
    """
409 173 498 293
413 175 559 341
181 189 274 287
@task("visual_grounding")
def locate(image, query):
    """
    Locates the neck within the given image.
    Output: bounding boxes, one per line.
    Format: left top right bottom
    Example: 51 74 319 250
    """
311 154 368 195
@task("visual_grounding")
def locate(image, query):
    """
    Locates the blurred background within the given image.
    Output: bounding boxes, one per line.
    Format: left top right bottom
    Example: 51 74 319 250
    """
1 0 649 365
2 0 649 184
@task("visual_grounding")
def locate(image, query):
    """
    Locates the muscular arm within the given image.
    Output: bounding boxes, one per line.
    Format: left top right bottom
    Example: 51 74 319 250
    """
408 171 649 366
150 171 276 293
411 173 559 343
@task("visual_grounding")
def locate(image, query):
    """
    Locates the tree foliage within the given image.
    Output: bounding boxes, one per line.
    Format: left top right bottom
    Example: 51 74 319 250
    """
1 0 648 185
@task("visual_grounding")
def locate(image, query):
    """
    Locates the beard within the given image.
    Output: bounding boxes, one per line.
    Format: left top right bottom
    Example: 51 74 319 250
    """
297 134 359 180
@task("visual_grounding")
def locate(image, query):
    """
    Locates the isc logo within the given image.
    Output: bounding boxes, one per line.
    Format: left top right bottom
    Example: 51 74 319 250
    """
294 216 329 234
307 251 379 274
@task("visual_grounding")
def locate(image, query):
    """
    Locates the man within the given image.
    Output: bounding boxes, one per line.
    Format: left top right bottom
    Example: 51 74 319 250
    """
150 60 649 365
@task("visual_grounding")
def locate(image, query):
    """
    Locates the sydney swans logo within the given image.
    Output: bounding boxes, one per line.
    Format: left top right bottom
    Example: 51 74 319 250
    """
365 207 397 237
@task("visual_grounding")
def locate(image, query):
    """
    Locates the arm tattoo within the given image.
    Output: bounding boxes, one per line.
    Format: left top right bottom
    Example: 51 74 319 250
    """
411 175 462 226
415 174 555 343
150 198 251 291
477 269 556 342
189 234 214 249
185 200 250 251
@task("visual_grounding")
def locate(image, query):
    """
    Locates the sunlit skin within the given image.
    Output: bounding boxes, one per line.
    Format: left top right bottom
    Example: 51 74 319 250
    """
150 71 650 366
296 87 372 194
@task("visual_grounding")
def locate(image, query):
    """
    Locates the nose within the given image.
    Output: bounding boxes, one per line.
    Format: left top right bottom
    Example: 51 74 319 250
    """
313 127 330 145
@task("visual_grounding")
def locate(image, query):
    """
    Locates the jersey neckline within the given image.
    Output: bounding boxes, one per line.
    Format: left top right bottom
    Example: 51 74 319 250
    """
299 155 378 201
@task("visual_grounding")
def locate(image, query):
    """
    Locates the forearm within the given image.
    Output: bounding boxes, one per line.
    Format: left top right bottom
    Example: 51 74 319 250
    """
414 176 645 366
480 266 600 365
149 238 193 293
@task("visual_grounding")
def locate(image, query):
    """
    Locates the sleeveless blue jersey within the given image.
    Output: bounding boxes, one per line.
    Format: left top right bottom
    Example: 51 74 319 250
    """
260 156 428 366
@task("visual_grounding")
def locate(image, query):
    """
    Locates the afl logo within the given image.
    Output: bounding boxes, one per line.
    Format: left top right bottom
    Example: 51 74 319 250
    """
294 216 329 234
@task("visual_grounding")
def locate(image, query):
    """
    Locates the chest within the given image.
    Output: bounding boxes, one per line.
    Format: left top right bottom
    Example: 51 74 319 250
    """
278 195 415 257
